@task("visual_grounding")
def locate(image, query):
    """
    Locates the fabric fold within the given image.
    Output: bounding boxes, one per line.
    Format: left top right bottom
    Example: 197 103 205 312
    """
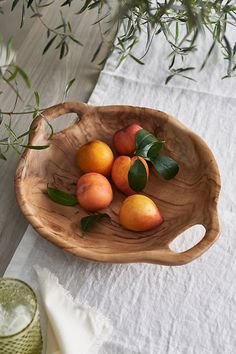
35 266 112 354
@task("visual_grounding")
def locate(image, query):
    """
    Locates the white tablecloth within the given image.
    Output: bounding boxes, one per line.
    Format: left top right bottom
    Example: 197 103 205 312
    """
5 27 236 353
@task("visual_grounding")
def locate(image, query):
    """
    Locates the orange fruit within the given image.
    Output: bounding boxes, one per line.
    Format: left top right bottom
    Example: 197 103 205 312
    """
119 194 163 231
76 173 113 212
111 156 149 195
76 140 114 177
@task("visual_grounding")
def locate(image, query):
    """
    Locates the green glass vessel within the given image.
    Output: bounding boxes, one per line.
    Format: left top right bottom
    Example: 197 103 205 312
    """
0 278 42 354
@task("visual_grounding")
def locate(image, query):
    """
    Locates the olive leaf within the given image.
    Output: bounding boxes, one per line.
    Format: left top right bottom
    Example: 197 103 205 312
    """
34 91 40 108
63 78 76 101
128 158 148 192
42 35 57 55
20 144 50 150
81 213 110 232
15 66 31 88
11 0 20 11
150 155 179 180
47 186 78 206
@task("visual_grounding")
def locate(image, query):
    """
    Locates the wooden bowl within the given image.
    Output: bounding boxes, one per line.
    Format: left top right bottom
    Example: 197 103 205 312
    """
15 102 221 265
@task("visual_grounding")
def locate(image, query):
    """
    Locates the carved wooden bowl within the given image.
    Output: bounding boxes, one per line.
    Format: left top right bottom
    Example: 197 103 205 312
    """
15 102 221 265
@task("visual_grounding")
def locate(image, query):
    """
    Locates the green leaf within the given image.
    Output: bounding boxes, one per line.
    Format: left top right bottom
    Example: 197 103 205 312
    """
61 0 72 6
168 55 176 70
129 54 144 65
135 142 154 159
27 0 34 8
128 159 148 192
147 142 164 158
76 0 93 14
7 68 18 82
31 12 43 18
47 186 78 206
200 41 215 71
42 116 54 140
151 155 179 180
80 213 110 232
20 3 25 28
88 0 100 10
175 21 179 43
224 35 233 76
59 41 69 59
16 66 31 88
11 0 20 11
135 141 163 160
165 74 174 85
136 129 159 150
32 110 39 119
42 35 57 55
68 21 72 32
63 78 75 100
34 91 40 107
135 129 164 159
20 144 50 150
4 123 18 140
173 67 195 73
69 35 83 46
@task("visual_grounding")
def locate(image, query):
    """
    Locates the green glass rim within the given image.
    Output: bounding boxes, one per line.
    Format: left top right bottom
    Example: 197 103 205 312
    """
0 277 38 339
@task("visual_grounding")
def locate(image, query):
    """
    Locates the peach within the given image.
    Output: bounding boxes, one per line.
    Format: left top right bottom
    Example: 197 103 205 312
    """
113 123 142 155
76 140 114 177
76 173 113 212
119 194 164 232
111 156 149 195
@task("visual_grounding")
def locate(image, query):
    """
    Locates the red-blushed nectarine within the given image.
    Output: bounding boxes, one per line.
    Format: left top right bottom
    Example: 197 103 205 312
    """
111 156 149 195
113 123 142 155
76 173 113 212
119 194 163 231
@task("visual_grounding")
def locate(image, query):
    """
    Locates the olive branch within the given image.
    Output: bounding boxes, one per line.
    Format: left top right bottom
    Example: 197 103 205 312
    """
0 0 236 160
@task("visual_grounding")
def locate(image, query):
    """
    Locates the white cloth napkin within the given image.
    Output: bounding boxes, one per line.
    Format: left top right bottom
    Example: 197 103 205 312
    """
35 266 112 354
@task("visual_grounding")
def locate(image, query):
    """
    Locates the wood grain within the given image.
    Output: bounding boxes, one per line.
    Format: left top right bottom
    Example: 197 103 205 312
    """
15 102 221 266
0 4 115 275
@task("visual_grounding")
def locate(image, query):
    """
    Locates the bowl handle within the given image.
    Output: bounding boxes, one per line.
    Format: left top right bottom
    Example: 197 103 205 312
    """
164 212 220 266
28 101 90 144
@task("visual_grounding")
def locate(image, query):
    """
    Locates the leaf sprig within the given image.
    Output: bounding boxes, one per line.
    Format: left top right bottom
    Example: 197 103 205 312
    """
128 129 179 192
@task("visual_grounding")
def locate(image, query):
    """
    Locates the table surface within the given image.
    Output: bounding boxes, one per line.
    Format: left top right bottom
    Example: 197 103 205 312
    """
0 3 114 275
3 8 236 353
